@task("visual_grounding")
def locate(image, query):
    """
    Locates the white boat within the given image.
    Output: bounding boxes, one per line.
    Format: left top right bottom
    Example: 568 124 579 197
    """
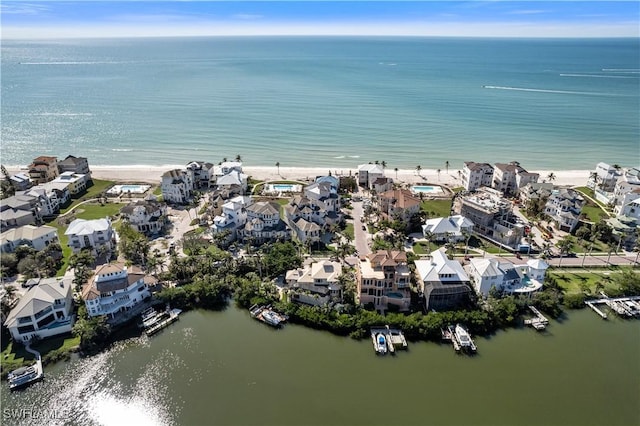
375 333 388 355
454 324 477 352
8 360 43 391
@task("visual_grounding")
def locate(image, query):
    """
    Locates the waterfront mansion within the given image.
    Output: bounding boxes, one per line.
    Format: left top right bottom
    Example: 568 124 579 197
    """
82 262 155 319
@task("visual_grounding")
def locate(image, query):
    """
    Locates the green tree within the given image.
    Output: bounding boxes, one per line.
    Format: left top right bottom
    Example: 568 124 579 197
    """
261 241 302 279
275 162 280 175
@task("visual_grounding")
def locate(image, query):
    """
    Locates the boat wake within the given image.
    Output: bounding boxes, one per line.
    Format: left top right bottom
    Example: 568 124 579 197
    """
560 73 637 79
482 85 626 96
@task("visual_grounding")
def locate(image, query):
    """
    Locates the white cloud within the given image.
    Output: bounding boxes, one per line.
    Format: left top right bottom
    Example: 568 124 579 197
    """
232 14 263 20
0 2 50 15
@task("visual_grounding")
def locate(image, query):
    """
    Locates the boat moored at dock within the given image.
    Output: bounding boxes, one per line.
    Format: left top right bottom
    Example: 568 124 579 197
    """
442 324 476 354
143 308 182 336
249 304 288 327
370 326 408 355
8 359 44 391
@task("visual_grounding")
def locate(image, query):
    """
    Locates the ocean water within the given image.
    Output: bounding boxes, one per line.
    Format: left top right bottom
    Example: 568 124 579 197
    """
2 37 639 169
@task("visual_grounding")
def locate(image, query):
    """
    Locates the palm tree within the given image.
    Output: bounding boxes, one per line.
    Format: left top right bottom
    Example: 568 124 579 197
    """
556 236 573 267
497 232 505 256
235 154 242 162
546 172 556 183
461 230 471 255
457 170 462 182
416 165 422 177
436 169 441 182
588 171 599 188
275 162 280 175
423 231 434 253
445 161 450 174
394 167 399 180
633 234 640 265
381 161 387 169
582 241 592 268
606 241 616 266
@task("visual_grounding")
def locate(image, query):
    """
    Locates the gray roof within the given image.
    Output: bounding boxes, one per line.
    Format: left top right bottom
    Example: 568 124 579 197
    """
4 277 71 327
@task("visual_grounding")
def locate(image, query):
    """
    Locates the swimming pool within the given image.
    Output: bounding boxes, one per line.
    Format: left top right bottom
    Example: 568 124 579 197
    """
265 183 302 193
386 292 405 299
412 185 443 194
106 184 151 195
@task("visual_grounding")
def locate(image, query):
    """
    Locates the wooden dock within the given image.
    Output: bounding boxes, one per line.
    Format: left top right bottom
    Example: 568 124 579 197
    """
524 306 549 330
585 295 640 319
370 326 408 355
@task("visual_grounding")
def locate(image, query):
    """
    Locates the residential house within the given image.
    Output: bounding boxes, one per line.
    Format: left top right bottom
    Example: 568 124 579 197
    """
1 224 59 253
0 194 41 229
492 162 539 196
519 182 554 205
467 257 548 297
51 171 89 195
605 215 638 250
9 173 32 191
414 249 472 311
285 260 343 306
28 156 59 184
4 277 74 342
422 215 474 242
544 188 585 232
315 175 339 191
82 263 154 319
617 191 640 222
211 195 252 243
454 187 525 248
284 181 342 245
613 169 640 212
33 181 71 209
23 187 59 217
590 162 621 192
462 162 494 192
57 155 91 176
238 202 290 245
356 250 411 311
161 169 194 204
120 200 167 235
377 188 421 222
65 218 114 255
186 161 215 189
215 170 248 194
357 163 385 188
371 177 394 194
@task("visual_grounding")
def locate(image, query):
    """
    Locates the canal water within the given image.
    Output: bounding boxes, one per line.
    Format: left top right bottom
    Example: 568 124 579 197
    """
1 306 639 426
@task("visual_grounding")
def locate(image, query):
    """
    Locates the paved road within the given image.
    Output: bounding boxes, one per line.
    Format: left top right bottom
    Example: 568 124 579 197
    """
351 200 371 256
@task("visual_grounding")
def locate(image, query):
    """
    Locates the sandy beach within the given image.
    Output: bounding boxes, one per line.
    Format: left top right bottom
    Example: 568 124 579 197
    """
7 165 589 188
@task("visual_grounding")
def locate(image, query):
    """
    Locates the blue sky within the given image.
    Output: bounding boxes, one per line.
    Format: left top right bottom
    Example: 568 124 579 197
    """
2 1 639 38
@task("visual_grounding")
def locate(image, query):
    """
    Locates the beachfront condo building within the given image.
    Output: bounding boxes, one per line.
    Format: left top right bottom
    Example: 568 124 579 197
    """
57 155 91 176
492 162 539 196
28 156 59 185
462 162 494 192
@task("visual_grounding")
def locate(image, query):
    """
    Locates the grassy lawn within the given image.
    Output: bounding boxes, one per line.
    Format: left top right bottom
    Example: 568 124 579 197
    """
73 202 125 220
581 205 609 222
1 334 79 374
343 223 354 240
420 199 453 217
59 179 115 215
575 186 611 211
548 270 621 296
413 241 432 255
47 202 124 275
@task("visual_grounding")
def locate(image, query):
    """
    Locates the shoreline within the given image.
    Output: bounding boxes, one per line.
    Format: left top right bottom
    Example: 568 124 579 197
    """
6 165 589 187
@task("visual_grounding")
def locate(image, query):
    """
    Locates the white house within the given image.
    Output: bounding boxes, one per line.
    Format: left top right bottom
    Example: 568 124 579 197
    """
9 173 32 191
462 162 494 192
544 188 585 232
590 162 621 192
285 260 343 306
467 257 548 297
57 155 91 176
357 163 385 188
4 277 74 342
186 161 215 189
492 162 539 196
0 224 59 253
215 170 248 193
120 200 167 235
617 192 640 223
422 215 474 242
161 169 194 204
414 249 472 311
613 168 640 208
65 218 114 255
82 263 154 319
211 195 252 241
24 187 59 217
